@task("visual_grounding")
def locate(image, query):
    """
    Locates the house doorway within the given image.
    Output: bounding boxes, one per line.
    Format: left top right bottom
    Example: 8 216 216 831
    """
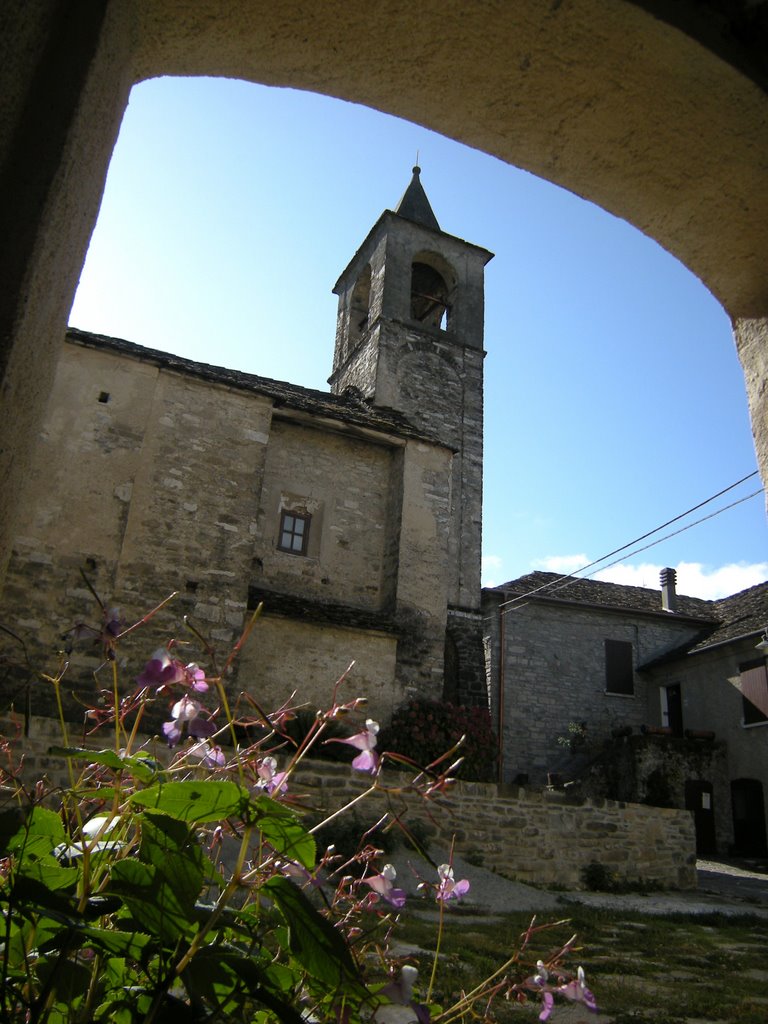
685 779 716 856
731 778 767 856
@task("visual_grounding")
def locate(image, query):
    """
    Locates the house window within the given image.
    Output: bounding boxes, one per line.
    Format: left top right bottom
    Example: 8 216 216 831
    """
277 510 311 556
739 659 768 726
605 639 634 695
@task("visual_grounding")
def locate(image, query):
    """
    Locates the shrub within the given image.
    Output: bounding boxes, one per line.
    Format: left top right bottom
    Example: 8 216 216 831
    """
379 699 497 782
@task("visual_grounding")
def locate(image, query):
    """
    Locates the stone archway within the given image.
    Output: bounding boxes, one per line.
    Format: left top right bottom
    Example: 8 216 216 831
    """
1 0 766 580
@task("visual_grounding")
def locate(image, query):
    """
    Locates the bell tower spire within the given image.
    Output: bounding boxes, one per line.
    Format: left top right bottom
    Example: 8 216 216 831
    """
394 165 441 231
329 169 493 705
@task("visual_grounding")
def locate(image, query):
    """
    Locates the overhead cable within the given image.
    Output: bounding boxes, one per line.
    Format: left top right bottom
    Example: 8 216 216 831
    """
497 470 762 613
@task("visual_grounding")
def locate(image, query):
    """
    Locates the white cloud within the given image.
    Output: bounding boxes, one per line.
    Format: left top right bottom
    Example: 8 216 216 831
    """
592 560 768 600
481 554 503 588
532 554 590 575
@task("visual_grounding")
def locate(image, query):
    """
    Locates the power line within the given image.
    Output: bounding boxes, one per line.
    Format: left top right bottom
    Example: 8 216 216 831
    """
496 470 763 614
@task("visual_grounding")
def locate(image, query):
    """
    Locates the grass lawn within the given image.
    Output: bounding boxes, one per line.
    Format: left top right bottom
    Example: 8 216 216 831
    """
390 904 768 1023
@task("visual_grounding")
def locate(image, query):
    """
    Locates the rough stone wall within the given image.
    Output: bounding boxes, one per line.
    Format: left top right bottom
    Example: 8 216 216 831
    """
0 336 454 724
581 734 731 853
1 722 695 891
485 597 709 785
330 212 490 705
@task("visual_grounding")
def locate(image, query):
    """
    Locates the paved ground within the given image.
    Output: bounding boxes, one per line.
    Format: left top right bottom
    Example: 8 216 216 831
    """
390 849 768 918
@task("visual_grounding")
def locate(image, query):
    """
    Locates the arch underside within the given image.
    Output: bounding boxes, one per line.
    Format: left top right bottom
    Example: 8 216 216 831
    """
132 0 768 316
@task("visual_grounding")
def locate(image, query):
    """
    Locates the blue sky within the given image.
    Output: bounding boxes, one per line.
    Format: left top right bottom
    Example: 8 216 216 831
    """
69 77 767 600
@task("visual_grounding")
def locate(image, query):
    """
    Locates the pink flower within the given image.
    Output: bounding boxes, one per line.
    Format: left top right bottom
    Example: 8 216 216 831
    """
162 695 216 747
257 756 288 795
186 740 225 768
185 662 209 692
338 719 380 773
559 967 597 1013
364 864 406 908
137 648 186 688
531 962 597 1021
436 863 469 901
137 649 209 692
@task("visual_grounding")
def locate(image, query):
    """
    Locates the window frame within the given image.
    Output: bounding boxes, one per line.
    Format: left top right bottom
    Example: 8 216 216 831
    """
277 509 311 556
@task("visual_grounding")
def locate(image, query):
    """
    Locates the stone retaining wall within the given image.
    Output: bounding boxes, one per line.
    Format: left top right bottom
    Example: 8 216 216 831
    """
1 715 697 890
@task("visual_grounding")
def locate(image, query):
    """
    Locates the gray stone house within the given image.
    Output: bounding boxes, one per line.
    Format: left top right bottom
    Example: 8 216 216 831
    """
483 569 768 856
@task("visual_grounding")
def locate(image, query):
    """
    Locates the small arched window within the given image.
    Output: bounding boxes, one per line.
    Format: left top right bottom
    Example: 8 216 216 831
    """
410 257 454 330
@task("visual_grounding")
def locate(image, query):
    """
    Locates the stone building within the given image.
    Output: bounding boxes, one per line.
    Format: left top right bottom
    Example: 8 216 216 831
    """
483 569 768 855
0 171 491 724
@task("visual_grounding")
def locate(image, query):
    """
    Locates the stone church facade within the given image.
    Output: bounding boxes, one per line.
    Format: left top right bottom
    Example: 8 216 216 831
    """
0 171 492 725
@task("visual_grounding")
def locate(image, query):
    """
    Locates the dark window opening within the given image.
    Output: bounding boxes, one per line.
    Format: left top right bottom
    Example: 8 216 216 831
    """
410 262 451 328
739 658 768 725
605 639 634 695
278 510 311 556
731 778 768 856
98 391 110 404
663 683 684 735
185 580 199 594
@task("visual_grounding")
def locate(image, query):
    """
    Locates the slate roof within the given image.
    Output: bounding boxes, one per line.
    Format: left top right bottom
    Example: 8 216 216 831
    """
66 328 445 448
691 580 768 651
487 571 715 621
486 571 768 663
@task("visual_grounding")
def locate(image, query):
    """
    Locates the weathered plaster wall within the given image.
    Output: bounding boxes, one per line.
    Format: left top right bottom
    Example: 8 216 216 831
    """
236 617 399 723
0 335 455 721
254 420 395 610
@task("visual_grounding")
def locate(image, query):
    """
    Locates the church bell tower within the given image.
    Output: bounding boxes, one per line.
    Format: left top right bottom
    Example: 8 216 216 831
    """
329 168 493 704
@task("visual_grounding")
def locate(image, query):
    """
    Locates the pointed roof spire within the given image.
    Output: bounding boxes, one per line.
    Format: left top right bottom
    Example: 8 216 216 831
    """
394 166 440 231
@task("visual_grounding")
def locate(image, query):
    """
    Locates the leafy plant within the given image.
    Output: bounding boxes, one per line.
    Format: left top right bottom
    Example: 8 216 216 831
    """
0 586 588 1023
378 699 497 782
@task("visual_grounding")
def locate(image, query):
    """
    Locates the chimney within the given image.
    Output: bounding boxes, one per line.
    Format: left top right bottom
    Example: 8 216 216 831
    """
660 567 678 612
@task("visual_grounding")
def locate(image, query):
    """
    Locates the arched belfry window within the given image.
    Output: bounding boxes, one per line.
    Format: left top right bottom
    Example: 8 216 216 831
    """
348 264 372 352
410 256 455 330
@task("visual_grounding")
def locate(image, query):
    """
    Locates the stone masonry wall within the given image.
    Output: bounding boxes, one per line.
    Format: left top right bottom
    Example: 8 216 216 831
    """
486 598 709 785
0 336 457 725
2 717 696 891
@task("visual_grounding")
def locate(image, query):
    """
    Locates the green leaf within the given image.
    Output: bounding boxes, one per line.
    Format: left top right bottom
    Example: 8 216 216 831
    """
0 806 25 854
8 806 66 853
139 812 205 908
36 956 91 1004
188 949 307 1024
264 875 364 994
48 746 126 770
15 854 78 892
4 912 69 969
250 794 316 869
108 859 195 945
80 925 153 960
129 780 250 823
123 752 163 783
